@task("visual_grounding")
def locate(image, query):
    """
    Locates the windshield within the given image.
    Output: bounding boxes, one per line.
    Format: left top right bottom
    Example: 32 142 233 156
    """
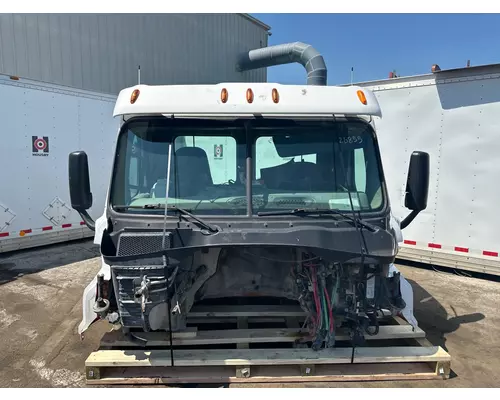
110 118 385 216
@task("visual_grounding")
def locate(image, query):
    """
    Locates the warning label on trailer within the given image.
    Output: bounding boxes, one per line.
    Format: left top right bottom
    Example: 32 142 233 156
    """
32 136 49 157
214 144 223 159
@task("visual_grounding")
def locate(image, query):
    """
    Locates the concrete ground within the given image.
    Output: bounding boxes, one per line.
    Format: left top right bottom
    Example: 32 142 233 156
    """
0 239 499 388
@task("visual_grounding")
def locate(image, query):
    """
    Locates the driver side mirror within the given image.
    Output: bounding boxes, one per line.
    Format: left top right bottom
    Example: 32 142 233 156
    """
68 151 95 231
400 151 430 229
404 151 430 211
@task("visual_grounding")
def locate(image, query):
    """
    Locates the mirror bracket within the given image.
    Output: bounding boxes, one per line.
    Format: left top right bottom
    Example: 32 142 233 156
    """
78 210 96 232
400 209 419 230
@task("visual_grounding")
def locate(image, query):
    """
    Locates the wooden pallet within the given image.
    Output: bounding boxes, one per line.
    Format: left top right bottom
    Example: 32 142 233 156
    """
85 304 451 385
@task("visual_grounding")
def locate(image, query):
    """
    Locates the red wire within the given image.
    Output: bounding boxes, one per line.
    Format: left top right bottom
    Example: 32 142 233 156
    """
302 264 316 333
310 265 321 330
304 261 335 343
323 286 334 333
305 262 324 334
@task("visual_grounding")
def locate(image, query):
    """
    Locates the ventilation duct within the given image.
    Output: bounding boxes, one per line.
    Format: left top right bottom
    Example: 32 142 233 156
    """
237 42 328 86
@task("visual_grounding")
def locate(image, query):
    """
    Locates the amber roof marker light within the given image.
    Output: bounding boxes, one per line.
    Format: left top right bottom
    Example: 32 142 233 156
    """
246 88 254 103
431 64 441 73
130 89 140 104
272 88 280 103
357 90 367 105
221 88 229 103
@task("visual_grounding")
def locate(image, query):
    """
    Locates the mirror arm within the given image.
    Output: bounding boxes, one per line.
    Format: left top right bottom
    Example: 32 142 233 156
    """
78 210 96 231
400 209 420 230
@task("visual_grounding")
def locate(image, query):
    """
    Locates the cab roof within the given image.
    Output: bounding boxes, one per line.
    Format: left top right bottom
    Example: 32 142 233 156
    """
113 82 382 118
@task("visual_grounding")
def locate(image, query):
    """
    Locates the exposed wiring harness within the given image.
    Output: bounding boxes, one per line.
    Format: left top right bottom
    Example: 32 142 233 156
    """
298 260 338 350
296 257 390 350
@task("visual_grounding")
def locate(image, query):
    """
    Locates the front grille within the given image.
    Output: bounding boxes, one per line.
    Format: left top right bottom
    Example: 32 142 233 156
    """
117 232 173 257
112 265 169 328
113 232 174 329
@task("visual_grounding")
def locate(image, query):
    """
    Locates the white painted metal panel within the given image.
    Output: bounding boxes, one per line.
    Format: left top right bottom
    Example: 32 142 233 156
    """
0 75 118 253
359 70 500 275
434 79 500 254
78 96 119 220
370 84 443 245
0 79 25 233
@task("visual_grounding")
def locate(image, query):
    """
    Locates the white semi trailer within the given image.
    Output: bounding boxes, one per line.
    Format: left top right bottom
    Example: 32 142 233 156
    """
0 74 118 253
355 63 500 276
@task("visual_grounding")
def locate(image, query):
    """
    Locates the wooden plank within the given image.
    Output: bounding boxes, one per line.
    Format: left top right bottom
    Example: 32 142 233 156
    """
168 327 198 338
353 325 426 340
99 325 426 348
188 304 306 318
85 363 445 385
86 345 450 369
100 328 198 347
86 347 356 367
286 317 303 349
286 317 300 329
85 314 452 385
101 328 307 347
435 361 451 379
353 346 451 364
237 317 249 349
393 315 433 347
187 317 288 324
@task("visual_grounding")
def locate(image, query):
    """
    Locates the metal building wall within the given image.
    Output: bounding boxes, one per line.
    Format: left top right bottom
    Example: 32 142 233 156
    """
0 13 269 94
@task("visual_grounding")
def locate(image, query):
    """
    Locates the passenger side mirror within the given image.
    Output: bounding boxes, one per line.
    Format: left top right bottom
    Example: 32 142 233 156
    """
404 151 430 211
68 151 95 231
400 151 430 229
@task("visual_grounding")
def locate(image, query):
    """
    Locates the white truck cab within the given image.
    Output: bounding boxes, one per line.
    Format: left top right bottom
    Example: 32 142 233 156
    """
71 43 428 348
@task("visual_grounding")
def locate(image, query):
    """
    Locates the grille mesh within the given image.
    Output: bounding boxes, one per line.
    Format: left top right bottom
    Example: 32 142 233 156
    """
117 232 173 257
274 197 313 207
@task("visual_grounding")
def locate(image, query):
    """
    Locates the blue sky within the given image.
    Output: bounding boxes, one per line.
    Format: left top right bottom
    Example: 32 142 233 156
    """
251 14 500 85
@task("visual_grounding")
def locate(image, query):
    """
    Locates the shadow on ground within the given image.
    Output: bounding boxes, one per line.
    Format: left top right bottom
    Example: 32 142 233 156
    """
407 278 485 353
0 238 99 286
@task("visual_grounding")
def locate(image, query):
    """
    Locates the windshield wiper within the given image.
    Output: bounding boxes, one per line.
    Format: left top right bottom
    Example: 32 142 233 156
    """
257 208 378 232
113 204 219 233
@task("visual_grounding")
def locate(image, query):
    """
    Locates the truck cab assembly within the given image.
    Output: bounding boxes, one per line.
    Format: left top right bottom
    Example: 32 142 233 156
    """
68 43 430 351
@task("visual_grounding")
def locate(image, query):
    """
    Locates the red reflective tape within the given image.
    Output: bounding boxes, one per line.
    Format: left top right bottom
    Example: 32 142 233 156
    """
62 223 72 228
454 247 469 253
23 229 32 234
428 243 441 249
404 240 416 245
483 251 498 257
0 232 9 238
42 226 53 231
80 221 86 226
